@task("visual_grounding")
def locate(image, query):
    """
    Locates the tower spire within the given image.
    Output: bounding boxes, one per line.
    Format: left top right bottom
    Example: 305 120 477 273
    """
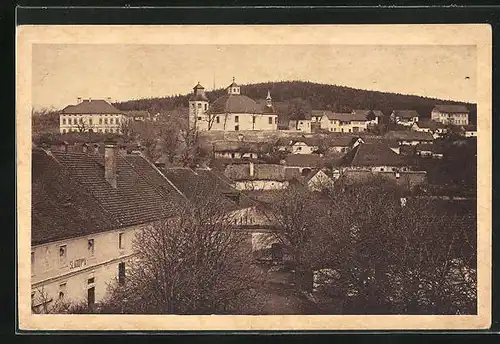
266 89 272 107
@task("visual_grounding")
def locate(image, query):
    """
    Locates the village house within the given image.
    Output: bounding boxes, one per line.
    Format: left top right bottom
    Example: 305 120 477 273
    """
288 112 312 133
284 154 329 175
415 142 446 159
59 98 126 134
390 110 420 126
189 79 278 132
276 137 320 155
384 130 434 146
31 140 269 310
212 141 271 160
464 124 477 138
325 135 355 154
339 142 427 189
31 140 187 311
123 110 152 122
289 169 335 192
317 110 371 133
411 119 448 138
352 109 385 125
431 104 470 126
224 162 302 191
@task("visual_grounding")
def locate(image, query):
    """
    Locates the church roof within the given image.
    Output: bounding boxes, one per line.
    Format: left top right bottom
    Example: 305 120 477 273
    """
210 94 262 114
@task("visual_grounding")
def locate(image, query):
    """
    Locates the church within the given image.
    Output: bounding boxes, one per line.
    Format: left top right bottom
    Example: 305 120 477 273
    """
188 78 278 131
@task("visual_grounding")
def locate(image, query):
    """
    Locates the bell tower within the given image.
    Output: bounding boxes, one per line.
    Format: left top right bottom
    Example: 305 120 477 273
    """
227 77 240 95
188 82 209 130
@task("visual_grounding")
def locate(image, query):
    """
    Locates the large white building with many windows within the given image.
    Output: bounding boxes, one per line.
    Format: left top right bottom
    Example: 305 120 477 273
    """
431 104 470 126
59 98 126 134
189 78 278 131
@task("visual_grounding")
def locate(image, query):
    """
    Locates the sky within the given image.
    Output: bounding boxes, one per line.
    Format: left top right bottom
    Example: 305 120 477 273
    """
32 44 477 110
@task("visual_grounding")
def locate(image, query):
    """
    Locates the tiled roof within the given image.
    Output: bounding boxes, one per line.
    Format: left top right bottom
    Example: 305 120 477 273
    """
224 164 288 181
48 150 185 229
61 99 123 114
384 130 434 142
414 119 446 130
284 154 328 168
32 149 117 245
352 109 385 118
316 110 370 122
433 104 470 113
392 110 419 119
212 141 270 153
341 143 407 167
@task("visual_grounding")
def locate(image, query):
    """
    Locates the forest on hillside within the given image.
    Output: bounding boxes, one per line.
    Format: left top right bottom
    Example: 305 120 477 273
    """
113 81 477 123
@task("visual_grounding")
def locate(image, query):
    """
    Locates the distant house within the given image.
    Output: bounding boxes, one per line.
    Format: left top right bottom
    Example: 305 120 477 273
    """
318 111 371 133
431 104 469 126
416 142 446 159
339 142 427 188
224 162 295 190
464 124 477 138
325 135 355 154
290 169 335 192
384 130 434 146
352 109 385 125
59 97 125 134
284 154 328 169
390 110 420 127
123 110 151 122
289 112 312 133
276 137 320 155
212 141 270 160
411 119 448 138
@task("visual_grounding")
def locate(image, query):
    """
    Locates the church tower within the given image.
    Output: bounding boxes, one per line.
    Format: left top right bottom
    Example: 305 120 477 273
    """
266 90 272 108
189 82 209 130
227 77 240 95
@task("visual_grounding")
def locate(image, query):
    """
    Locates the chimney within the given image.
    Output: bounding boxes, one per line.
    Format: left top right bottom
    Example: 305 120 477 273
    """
77 97 82 104
249 161 255 177
104 139 118 188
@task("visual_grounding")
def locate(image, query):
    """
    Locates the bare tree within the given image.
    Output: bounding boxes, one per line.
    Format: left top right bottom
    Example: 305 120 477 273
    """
99 188 264 314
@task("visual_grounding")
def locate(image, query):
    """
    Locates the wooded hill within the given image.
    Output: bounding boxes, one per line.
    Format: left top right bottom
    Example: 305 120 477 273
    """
113 80 477 124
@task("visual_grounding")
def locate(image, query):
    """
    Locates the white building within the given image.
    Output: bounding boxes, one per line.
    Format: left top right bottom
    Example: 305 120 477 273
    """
189 79 278 132
317 110 371 133
59 98 126 134
431 104 470 126
390 110 420 127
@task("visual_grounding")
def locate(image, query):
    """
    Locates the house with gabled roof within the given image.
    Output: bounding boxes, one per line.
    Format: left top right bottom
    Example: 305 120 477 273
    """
31 139 259 312
384 130 434 146
317 110 371 133
390 110 420 126
431 104 469 126
411 119 448 138
60 97 126 134
352 109 385 125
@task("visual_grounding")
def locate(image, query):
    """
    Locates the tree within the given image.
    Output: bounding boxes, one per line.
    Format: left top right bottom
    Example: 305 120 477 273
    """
178 126 208 168
99 186 264 314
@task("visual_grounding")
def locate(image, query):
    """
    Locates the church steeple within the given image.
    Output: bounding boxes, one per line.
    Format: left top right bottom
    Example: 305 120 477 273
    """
266 90 272 107
227 77 240 95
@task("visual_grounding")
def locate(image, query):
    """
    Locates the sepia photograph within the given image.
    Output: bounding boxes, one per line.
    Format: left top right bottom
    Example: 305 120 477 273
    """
16 24 492 331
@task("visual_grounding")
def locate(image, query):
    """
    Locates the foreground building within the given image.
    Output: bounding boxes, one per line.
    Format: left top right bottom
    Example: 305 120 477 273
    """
189 79 278 132
59 98 126 134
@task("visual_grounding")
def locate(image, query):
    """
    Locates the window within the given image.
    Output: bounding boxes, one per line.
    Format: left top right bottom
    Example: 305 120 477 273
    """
62 118 66 125
216 116 220 123
234 125 239 131
204 104 208 110
234 116 239 123
79 118 83 124
231 153 235 159
88 277 95 284
275 117 277 124
104 129 108 133
119 233 124 249
59 245 67 267
88 239 94 256
252 117 256 124
31 251 35 275
268 117 272 124
110 118 114 124
62 129 66 134
99 118 103 125
297 146 302 151
118 262 126 285
104 118 108 124
87 287 95 308
89 118 93 125
197 117 202 120
59 283 67 299
98 129 103 133
110 129 114 133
